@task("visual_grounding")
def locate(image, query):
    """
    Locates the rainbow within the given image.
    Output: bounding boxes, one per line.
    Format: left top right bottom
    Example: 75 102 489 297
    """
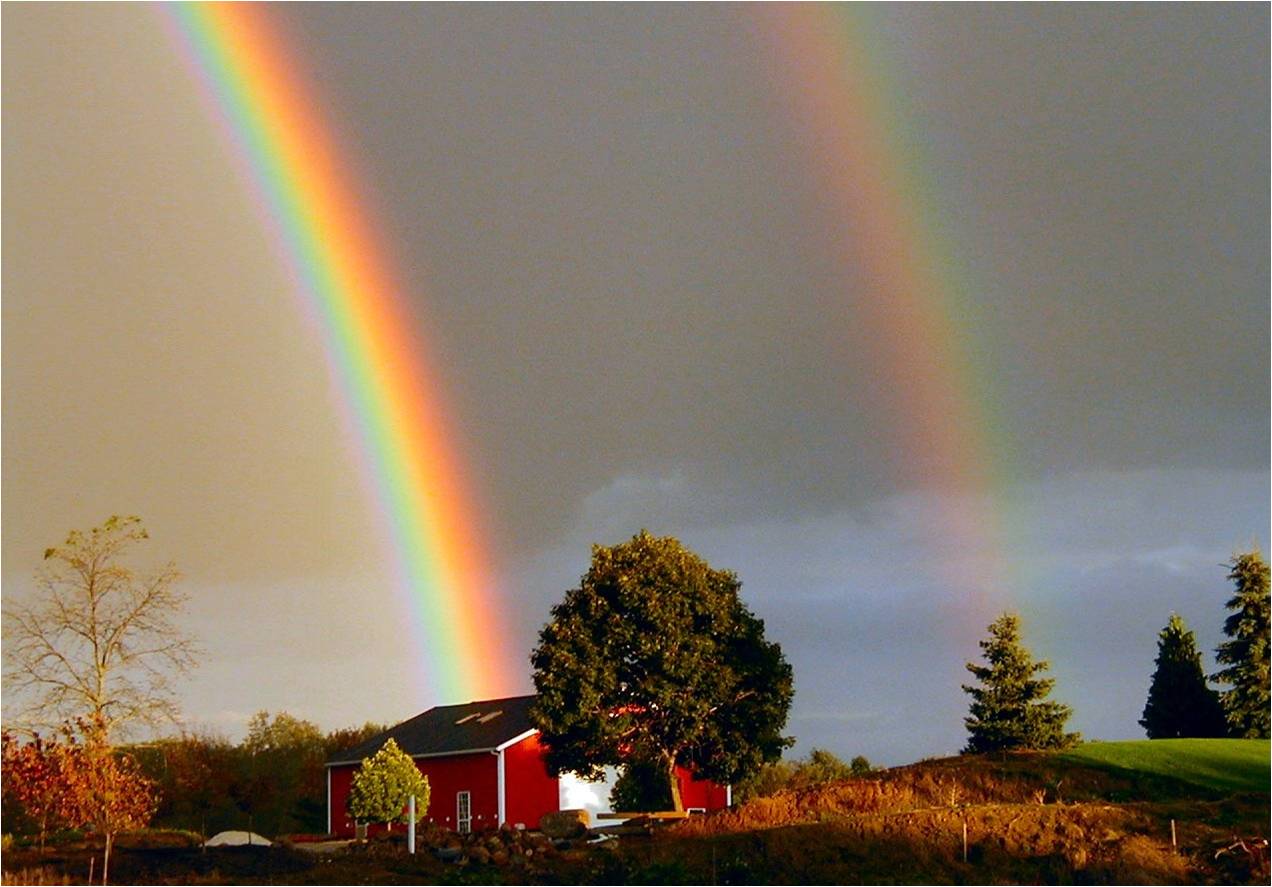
161 3 515 702
753 6 1016 614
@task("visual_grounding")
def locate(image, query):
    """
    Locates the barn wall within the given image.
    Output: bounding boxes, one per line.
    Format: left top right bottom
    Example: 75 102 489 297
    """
501 733 560 829
327 751 500 837
676 766 730 811
418 751 500 831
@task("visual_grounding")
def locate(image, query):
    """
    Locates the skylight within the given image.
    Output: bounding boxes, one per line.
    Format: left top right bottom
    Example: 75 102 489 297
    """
476 710 503 723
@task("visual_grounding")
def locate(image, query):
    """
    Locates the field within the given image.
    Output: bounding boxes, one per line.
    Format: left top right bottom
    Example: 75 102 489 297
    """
3 739 1268 885
1058 739 1270 795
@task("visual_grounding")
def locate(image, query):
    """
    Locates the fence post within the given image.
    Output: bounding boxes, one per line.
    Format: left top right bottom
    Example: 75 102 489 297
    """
409 795 417 854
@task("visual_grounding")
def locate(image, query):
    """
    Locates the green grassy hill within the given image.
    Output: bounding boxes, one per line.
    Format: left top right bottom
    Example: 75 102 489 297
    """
1057 738 1270 795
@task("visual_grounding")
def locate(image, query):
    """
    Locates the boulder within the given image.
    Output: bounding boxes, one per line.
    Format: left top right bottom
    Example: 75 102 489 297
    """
540 809 591 839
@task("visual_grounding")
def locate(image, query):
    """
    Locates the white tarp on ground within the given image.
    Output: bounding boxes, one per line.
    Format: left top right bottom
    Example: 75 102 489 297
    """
204 830 272 847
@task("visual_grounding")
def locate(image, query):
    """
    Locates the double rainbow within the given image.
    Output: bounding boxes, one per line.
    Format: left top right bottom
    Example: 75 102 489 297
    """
164 2 1014 699
754 6 1015 610
163 3 513 702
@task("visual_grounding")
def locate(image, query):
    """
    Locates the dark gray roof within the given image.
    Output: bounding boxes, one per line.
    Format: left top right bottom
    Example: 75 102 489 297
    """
327 695 538 766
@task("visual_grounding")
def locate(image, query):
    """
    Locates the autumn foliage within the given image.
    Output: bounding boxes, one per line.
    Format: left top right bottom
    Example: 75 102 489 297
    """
3 724 157 883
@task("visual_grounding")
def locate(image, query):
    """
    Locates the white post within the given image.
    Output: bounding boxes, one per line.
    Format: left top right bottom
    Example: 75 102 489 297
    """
497 750 507 826
408 795 416 854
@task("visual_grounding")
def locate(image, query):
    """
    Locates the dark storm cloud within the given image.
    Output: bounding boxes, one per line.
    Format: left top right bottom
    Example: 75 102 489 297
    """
3 5 1267 750
276 4 1268 555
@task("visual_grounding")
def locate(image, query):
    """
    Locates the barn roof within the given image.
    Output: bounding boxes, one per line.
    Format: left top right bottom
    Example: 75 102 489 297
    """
326 694 538 766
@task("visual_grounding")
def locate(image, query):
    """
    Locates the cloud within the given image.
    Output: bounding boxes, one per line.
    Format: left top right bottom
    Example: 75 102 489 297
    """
511 466 1267 765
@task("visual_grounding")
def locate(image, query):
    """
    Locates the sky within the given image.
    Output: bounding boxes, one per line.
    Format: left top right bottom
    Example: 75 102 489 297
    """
3 4 1268 767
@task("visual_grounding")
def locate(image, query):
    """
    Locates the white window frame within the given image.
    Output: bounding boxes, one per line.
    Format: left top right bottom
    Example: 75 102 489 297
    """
456 790 472 834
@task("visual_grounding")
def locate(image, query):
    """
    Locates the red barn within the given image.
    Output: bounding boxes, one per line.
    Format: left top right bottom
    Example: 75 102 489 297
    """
325 694 730 836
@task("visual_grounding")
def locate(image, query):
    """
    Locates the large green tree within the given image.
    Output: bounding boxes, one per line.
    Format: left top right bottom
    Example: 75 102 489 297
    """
1139 614 1228 738
530 531 793 811
1213 551 1270 738
962 612 1078 754
347 738 429 831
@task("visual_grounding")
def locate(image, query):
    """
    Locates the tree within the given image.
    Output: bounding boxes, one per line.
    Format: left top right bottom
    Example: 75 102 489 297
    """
1139 613 1228 739
610 756 673 812
530 531 794 811
799 748 853 786
1213 551 1270 738
2 516 199 742
158 732 236 844
1 731 77 852
240 711 327 834
346 738 429 831
731 748 867 803
60 724 158 885
962 612 1078 754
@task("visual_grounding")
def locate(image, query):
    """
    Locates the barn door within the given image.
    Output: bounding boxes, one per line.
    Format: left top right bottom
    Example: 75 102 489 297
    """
456 791 472 834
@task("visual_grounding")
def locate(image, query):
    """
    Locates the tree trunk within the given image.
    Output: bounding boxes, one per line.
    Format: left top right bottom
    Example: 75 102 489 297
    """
102 832 112 886
663 753 684 813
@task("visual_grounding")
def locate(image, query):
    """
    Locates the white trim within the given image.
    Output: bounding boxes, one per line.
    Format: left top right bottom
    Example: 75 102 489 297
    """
495 728 538 752
726 784 732 808
326 767 332 834
496 749 506 826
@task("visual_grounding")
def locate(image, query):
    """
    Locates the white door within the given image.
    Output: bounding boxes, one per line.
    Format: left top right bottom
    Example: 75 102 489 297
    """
456 790 472 834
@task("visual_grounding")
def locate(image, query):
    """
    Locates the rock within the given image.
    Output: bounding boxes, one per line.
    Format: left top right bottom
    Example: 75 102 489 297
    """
541 809 591 839
434 846 463 863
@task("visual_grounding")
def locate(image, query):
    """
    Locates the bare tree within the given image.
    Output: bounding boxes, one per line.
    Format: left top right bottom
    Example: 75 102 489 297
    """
3 516 199 742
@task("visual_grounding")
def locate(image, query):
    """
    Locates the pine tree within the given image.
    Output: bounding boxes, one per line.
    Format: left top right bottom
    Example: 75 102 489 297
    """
1139 614 1228 738
962 612 1078 754
346 738 429 830
1213 551 1270 738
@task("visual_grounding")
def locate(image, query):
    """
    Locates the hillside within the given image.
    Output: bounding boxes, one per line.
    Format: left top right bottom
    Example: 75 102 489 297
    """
2 740 1267 884
642 739 1271 884
1058 739 1269 795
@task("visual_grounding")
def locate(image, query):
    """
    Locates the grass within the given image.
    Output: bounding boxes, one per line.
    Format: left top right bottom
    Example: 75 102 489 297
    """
1057 739 1270 795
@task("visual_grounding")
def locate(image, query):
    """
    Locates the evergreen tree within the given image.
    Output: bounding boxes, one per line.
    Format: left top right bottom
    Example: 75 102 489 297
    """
346 738 429 830
1213 551 1270 738
1139 614 1228 738
962 612 1078 753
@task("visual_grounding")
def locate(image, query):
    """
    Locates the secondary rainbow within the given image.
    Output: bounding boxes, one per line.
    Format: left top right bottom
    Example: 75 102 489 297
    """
754 6 1019 615
162 3 514 702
